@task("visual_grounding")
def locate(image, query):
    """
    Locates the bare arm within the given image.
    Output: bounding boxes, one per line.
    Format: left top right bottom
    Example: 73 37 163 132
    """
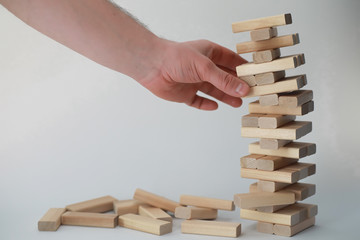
0 0 249 110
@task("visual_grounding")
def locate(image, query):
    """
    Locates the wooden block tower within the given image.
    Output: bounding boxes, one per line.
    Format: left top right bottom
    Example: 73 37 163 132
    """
232 14 317 237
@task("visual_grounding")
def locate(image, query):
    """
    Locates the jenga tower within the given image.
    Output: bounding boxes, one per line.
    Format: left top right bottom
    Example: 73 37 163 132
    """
232 14 317 237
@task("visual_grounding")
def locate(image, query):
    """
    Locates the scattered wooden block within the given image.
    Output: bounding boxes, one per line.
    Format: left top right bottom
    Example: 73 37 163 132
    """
260 138 292 149
236 34 298 54
255 71 286 85
180 195 235 211
175 206 217 220
249 141 316 158
253 48 281 63
133 188 181 213
240 154 266 169
259 94 279 106
279 90 313 107
258 114 296 129
181 220 241 237
38 208 66 231
139 205 173 222
244 75 306 98
256 155 298 171
118 213 172 235
240 75 256 86
249 100 314 116
232 13 292 33
241 113 264 127
257 180 290 192
61 212 118 228
113 199 143 216
66 195 117 213
273 216 315 236
234 192 295 209
250 27 278 41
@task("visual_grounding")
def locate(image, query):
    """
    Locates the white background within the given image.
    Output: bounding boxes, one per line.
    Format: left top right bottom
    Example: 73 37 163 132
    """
1 0 359 239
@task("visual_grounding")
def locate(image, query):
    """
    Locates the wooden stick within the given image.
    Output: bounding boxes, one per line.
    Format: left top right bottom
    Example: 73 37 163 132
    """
113 199 143 216
118 213 172 235
257 180 290 192
249 141 316 158
234 192 295 209
181 220 241 237
240 154 266 169
241 113 264 127
255 71 285 85
256 155 298 171
259 114 296 129
180 195 234 211
61 212 118 228
139 205 173 222
274 217 315 236
66 195 117 213
260 139 292 149
175 206 217 220
253 48 281 63
278 90 313 107
38 208 66 231
259 94 279 106
250 27 278 41
249 100 314 116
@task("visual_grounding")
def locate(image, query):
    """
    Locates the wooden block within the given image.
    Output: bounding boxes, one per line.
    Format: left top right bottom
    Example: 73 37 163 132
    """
118 213 172 235
232 13 292 33
253 48 281 63
249 100 314 116
258 180 290 192
234 192 295 209
133 188 181 213
181 220 241 237
257 221 274 234
279 90 313 107
61 212 118 228
180 195 234 211
241 113 264 127
175 206 217 220
259 94 279 106
240 75 256 87
257 205 290 213
139 205 173 222
260 139 292 150
237 55 302 76
282 183 316 201
245 75 306 98
249 141 316 158
258 114 296 129
242 121 312 140
241 162 316 183
38 208 66 231
256 155 298 171
113 199 143 216
255 70 286 85
66 195 117 213
274 216 315 236
250 27 278 41
240 154 266 169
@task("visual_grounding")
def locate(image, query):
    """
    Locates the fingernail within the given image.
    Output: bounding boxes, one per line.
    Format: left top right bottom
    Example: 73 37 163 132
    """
235 83 245 96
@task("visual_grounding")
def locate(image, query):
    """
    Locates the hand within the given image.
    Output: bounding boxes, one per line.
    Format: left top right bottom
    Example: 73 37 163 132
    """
138 39 250 110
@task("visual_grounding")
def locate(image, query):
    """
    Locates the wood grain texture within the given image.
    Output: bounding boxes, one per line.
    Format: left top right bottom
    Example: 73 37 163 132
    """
250 27 278 41
61 212 118 228
180 195 234 211
139 205 173 222
260 138 292 150
249 141 316 158
241 113 264 127
256 155 298 171
240 154 266 169
279 90 313 107
240 75 256 86
38 208 66 231
113 199 143 216
181 220 241 237
259 94 279 106
253 48 281 63
234 192 295 209
255 71 285 85
249 100 314 116
175 206 217 220
258 114 296 129
118 213 172 235
66 195 117 213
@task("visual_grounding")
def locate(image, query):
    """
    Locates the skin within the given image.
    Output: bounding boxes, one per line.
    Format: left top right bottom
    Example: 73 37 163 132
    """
0 0 250 110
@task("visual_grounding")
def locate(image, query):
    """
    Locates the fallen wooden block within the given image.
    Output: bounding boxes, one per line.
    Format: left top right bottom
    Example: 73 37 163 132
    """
249 100 314 116
250 27 278 41
232 13 292 33
61 212 118 228
66 195 117 213
118 213 172 235
257 180 290 192
249 141 316 158
260 138 292 149
236 34 299 54
240 75 256 86
279 90 313 107
175 206 217 220
113 199 143 216
244 75 306 98
258 114 296 129
133 188 181 213
255 71 286 86
241 113 265 127
139 205 173 222
257 216 315 236
181 220 241 238
253 48 281 63
240 154 266 169
38 208 66 231
180 195 235 211
234 192 295 209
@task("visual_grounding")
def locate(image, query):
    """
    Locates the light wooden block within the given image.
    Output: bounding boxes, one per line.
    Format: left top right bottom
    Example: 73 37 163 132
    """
66 195 117 213
234 192 295 209
175 206 217 220
279 90 313 107
133 188 181 213
249 100 314 116
181 220 241 238
118 213 172 235
258 114 296 129
38 208 66 231
232 13 292 33
259 94 279 106
255 71 286 85
257 221 274 234
256 155 298 171
139 205 173 222
241 113 264 127
240 75 256 87
61 212 118 228
257 205 290 213
274 216 315 236
257 181 290 192
249 141 316 158
245 75 306 98
253 48 281 63
241 162 316 183
260 139 292 149
113 199 143 216
180 195 234 211
236 34 298 54
240 154 266 169
250 27 278 41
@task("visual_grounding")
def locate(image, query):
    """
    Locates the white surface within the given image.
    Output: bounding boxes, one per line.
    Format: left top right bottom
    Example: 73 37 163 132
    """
0 0 359 239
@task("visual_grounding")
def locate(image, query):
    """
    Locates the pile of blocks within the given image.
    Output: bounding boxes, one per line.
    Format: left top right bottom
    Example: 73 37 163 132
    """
232 14 317 237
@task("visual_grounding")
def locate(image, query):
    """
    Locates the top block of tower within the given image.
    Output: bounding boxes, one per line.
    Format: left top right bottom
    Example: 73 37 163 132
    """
232 14 292 33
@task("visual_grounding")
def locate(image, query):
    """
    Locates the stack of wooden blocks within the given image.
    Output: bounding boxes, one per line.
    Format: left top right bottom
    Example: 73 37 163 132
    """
232 13 317 237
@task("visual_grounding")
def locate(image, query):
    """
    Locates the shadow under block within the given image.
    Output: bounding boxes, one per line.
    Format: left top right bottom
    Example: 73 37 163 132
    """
232 13 292 33
66 195 117 213
244 75 306 98
255 71 286 86
175 206 218 220
260 139 292 149
241 155 298 171
242 113 265 127
181 220 241 238
250 27 278 41
118 213 172 235
279 90 314 107
180 195 235 211
258 114 296 129
133 188 181 213
236 34 299 54
241 162 316 183
253 48 281 63
113 199 143 216
249 100 314 116
139 205 173 222
242 121 312 140
234 192 295 209
249 141 316 159
257 217 315 236
61 212 118 228
38 208 66 231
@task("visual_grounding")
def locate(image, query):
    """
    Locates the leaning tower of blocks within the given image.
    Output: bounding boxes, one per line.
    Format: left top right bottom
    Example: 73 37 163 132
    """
232 13 317 237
